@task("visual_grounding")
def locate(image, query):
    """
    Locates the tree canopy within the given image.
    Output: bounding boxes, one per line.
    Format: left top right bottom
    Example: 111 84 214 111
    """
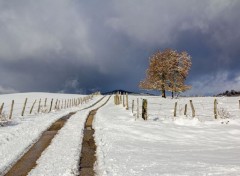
139 49 192 98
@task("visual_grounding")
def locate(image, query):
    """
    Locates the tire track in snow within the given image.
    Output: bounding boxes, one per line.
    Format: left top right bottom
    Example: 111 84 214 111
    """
3 96 106 176
79 96 111 176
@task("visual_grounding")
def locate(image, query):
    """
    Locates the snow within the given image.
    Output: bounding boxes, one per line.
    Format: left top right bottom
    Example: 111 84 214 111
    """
0 92 103 175
0 92 87 119
94 95 240 176
28 96 109 176
1 93 240 175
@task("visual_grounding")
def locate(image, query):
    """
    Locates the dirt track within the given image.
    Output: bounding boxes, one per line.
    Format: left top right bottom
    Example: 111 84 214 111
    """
4 96 107 176
79 96 110 176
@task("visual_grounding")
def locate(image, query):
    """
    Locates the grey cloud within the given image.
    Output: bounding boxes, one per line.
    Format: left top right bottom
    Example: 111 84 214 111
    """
0 0 240 95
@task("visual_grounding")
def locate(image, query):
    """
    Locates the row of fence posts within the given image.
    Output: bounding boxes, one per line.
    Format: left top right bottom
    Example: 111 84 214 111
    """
113 92 148 120
114 94 240 120
173 100 195 118
0 92 101 121
174 98 240 119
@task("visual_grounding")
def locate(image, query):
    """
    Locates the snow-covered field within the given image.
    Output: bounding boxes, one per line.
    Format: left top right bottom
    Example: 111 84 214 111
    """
0 92 103 175
94 95 240 176
0 92 88 119
1 93 240 176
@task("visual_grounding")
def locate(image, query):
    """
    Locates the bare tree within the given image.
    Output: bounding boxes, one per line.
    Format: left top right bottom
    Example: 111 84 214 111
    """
139 49 191 98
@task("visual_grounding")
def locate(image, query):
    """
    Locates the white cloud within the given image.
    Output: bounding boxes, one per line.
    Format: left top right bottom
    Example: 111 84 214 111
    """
186 71 240 96
0 85 17 94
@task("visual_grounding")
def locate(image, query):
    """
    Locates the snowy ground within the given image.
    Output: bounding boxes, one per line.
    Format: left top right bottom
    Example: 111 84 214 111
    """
0 92 103 175
28 96 109 176
0 92 88 119
94 95 240 176
1 93 240 176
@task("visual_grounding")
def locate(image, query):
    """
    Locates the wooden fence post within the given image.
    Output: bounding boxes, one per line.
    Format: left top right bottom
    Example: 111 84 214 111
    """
61 100 63 109
190 100 195 117
184 104 187 116
126 93 129 110
132 100 134 114
49 99 53 112
21 98 28 116
38 99 41 113
137 98 139 118
58 100 60 109
123 93 125 107
44 98 47 107
120 94 122 104
174 102 177 117
30 100 36 114
117 93 120 105
9 100 14 119
55 99 58 109
114 95 116 105
214 99 218 119
142 99 148 120
0 103 4 115
239 100 240 109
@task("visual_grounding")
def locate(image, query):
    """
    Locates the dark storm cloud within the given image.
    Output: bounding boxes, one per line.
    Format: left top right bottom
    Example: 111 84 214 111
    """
0 0 240 95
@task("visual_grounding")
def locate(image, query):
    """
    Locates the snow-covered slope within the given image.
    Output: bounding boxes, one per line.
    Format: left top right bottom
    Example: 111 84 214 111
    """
0 92 102 175
0 92 87 118
94 95 240 176
1 93 240 176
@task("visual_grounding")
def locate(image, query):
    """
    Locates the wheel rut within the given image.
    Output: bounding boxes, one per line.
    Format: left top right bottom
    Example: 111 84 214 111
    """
79 96 110 176
3 96 106 176
4 112 76 176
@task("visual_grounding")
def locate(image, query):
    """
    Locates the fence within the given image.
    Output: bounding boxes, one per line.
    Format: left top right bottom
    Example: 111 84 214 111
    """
113 92 240 122
0 92 101 122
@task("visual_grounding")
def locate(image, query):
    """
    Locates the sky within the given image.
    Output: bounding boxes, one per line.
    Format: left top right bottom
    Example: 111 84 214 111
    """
0 0 240 95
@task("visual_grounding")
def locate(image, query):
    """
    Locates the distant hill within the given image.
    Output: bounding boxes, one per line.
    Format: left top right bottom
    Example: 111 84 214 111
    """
102 89 154 95
216 90 240 97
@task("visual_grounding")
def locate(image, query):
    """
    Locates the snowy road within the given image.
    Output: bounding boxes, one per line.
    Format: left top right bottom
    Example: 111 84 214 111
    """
28 96 110 176
0 94 104 176
1 94 240 176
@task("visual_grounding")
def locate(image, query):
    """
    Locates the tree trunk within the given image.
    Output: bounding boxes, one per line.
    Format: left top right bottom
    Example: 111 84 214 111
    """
161 85 166 98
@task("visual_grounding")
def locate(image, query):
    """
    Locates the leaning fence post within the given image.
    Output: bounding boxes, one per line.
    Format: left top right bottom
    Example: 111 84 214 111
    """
214 99 218 119
142 99 148 120
174 102 177 117
21 98 28 116
55 99 58 109
49 99 53 112
190 100 195 117
184 104 187 116
38 99 41 113
123 93 125 107
0 103 4 115
9 100 14 119
30 100 36 114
